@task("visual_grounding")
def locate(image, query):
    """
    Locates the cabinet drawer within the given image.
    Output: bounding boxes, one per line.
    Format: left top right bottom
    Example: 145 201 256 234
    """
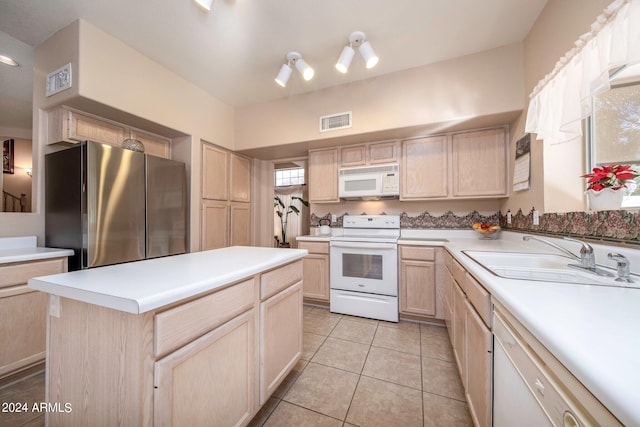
451 259 466 287
298 241 329 255
154 278 255 357
0 258 66 289
465 273 491 327
400 246 435 261
261 260 303 300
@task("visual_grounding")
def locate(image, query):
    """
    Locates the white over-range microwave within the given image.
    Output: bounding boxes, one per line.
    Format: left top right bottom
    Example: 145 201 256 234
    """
338 164 400 199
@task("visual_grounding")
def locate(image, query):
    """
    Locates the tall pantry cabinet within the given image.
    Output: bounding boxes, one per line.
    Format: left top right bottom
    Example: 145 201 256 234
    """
201 143 252 250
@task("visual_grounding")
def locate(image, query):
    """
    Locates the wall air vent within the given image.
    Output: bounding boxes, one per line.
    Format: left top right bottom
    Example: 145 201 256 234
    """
46 63 72 97
320 111 352 132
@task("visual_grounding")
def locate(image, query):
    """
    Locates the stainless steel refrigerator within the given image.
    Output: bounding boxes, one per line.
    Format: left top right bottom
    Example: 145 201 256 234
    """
45 140 187 270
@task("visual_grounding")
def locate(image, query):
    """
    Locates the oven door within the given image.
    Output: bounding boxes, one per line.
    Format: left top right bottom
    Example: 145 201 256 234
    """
330 240 398 296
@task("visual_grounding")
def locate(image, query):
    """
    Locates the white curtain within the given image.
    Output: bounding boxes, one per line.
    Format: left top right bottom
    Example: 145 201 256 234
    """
274 185 309 248
526 0 640 145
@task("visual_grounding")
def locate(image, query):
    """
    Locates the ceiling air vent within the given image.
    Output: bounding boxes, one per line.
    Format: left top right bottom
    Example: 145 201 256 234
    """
320 111 352 132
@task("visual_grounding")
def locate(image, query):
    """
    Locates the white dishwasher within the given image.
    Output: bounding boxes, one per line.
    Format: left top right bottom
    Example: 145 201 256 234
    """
492 308 616 427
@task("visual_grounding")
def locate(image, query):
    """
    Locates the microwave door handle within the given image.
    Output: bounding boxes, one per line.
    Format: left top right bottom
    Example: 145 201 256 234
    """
330 241 397 250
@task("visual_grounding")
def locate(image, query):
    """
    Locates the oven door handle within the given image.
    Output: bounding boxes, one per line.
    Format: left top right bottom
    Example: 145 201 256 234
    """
330 241 397 250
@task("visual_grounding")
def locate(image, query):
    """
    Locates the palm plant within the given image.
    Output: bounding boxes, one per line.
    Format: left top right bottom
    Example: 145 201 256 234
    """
274 194 309 246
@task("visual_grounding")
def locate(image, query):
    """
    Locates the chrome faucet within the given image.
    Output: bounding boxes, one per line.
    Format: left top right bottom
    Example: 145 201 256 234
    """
607 253 634 283
522 235 613 277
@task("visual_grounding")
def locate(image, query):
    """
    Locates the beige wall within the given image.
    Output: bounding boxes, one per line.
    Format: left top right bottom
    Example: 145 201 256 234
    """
235 43 524 151
503 0 612 215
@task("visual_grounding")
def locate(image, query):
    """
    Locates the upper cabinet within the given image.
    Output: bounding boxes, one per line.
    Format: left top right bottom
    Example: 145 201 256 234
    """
339 141 399 168
400 127 509 200
400 136 449 200
47 106 171 159
308 148 339 203
451 127 508 198
201 143 252 250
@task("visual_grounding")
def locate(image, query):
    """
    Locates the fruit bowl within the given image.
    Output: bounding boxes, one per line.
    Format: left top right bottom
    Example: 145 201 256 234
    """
472 223 501 239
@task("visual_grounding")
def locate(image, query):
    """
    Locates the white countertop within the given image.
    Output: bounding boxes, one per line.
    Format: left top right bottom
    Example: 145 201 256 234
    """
0 236 74 264
28 246 307 315
439 231 640 427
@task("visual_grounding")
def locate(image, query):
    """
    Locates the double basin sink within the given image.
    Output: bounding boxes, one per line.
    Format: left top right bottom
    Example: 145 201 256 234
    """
463 250 639 288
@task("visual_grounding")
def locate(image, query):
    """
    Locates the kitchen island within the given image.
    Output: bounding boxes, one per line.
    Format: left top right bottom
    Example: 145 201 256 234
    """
28 246 307 427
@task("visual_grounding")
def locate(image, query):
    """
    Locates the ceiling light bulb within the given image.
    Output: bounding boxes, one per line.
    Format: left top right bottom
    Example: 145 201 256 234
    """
359 41 379 69
275 63 292 87
0 55 19 67
335 46 355 74
194 0 213 11
295 58 314 81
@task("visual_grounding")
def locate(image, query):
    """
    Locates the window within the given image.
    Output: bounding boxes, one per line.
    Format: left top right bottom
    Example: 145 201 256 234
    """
275 167 305 187
588 79 640 208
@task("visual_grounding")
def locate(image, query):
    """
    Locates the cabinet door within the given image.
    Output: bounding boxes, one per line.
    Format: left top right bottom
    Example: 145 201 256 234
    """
202 201 229 250
0 290 48 379
230 203 251 246
230 154 251 202
202 143 229 200
301 254 329 301
452 280 466 382
451 127 508 197
400 136 448 199
340 145 366 167
260 281 303 404
465 300 492 427
368 141 398 164
308 149 339 203
399 260 436 317
129 129 171 159
154 310 256 427
66 109 127 146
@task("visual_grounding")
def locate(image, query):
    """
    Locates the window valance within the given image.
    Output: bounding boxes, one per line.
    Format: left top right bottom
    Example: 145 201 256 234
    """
525 0 640 145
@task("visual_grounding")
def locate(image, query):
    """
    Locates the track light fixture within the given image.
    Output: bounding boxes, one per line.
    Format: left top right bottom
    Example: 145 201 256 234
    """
275 52 315 87
335 31 378 73
193 0 213 11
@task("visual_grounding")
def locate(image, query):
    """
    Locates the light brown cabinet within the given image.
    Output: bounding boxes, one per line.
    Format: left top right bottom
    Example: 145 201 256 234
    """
46 259 303 427
297 241 330 303
308 149 339 203
444 251 493 427
201 143 252 249
154 310 256 427
47 106 171 159
0 257 67 382
400 136 449 199
399 245 436 318
451 127 508 197
339 141 399 168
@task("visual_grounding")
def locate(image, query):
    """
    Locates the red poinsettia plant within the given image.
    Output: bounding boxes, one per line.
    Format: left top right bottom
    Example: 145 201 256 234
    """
582 164 639 191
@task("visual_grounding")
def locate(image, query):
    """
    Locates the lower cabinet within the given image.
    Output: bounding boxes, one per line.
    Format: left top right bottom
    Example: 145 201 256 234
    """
260 281 303 404
201 201 251 249
154 310 256 427
399 245 443 320
444 250 492 427
0 257 68 382
297 241 329 303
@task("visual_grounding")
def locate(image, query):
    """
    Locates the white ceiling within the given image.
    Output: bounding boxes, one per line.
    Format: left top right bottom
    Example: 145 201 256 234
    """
0 0 548 131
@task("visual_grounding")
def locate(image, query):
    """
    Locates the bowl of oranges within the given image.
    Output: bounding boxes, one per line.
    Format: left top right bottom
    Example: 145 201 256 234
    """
472 223 501 239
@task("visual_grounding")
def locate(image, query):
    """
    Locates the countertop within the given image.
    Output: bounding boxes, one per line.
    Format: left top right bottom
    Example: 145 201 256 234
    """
439 231 639 427
28 246 307 315
0 236 74 264
300 228 640 425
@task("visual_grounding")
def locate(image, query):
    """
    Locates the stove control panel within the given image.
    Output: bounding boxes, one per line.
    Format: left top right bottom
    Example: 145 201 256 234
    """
343 215 400 229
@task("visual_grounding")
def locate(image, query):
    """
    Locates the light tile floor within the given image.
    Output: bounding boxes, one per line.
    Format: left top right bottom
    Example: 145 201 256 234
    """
249 305 473 427
0 305 473 427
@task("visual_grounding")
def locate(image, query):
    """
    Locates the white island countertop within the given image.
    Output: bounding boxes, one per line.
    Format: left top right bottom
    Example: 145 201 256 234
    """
0 236 74 264
28 246 307 315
